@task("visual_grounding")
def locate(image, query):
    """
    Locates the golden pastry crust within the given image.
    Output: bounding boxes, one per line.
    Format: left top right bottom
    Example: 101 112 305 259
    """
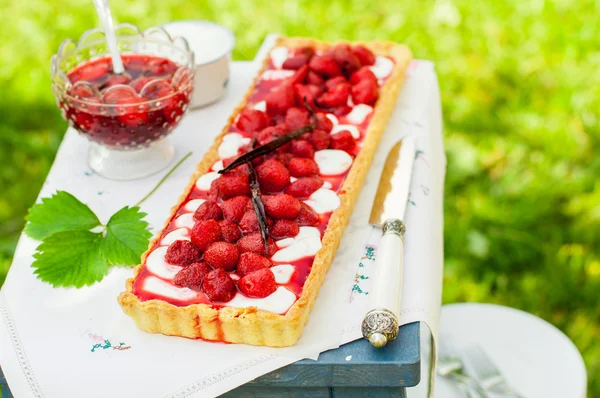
118 37 412 347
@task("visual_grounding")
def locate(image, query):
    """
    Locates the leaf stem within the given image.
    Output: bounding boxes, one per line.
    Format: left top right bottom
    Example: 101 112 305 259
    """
135 152 193 207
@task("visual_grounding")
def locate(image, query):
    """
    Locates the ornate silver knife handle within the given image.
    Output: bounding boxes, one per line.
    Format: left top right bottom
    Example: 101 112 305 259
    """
361 219 405 347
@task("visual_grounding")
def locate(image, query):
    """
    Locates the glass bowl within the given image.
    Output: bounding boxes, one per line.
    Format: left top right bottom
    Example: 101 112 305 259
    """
51 24 195 180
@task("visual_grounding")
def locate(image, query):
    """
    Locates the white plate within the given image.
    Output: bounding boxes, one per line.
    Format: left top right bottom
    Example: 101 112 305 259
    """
434 303 587 398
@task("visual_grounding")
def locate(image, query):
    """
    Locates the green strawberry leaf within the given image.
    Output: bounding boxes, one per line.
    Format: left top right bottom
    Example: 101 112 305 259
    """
101 206 152 266
32 230 109 288
25 191 101 240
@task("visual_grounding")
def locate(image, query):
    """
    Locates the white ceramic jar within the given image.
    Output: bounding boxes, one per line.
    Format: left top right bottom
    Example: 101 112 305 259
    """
161 20 235 108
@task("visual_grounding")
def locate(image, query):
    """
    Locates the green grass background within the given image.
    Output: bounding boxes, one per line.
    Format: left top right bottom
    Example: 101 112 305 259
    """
1 0 599 394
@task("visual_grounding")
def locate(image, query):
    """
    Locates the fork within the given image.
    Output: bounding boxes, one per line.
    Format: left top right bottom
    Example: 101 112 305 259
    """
438 338 488 397
463 344 525 397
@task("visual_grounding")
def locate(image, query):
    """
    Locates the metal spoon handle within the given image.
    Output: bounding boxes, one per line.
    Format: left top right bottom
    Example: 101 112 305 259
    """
92 0 124 74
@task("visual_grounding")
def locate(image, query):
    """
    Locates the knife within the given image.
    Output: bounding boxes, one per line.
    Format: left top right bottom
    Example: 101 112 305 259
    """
361 135 416 348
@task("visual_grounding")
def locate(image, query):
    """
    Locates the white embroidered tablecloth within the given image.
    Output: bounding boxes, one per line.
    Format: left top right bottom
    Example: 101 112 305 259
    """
0 35 444 397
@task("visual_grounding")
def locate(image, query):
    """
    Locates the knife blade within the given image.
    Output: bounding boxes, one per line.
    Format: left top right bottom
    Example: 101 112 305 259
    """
361 135 416 348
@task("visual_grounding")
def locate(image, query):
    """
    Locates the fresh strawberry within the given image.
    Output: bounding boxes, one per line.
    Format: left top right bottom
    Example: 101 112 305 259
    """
307 71 325 86
296 202 320 226
331 104 352 116
351 79 379 105
289 140 315 158
263 194 301 219
219 219 242 243
287 64 309 86
203 241 239 271
235 109 270 133
130 76 154 93
202 268 236 302
237 252 272 277
102 74 132 88
293 84 317 108
288 157 320 177
256 159 290 193
239 210 274 235
191 220 223 252
282 47 314 69
221 196 250 222
270 219 300 239
350 66 378 86
285 107 311 131
257 124 288 146
309 55 342 78
352 45 376 66
216 173 251 200
274 151 295 167
325 76 349 92
265 83 296 116
193 201 223 221
285 177 324 199
329 44 361 75
308 129 331 150
165 240 202 266
237 232 277 256
331 130 356 153
237 268 277 298
316 84 350 108
73 113 96 131
173 262 212 289
316 112 334 133
282 53 310 70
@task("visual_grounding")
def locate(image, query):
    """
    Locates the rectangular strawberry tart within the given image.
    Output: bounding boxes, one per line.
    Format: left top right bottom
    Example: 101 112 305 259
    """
118 37 411 347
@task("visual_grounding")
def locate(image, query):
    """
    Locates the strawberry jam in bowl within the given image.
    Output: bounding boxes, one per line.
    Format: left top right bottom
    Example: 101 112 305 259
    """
51 24 195 180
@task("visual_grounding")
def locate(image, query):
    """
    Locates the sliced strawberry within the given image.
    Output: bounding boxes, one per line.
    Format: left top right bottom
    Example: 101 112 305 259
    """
165 240 202 266
308 129 331 150
289 140 315 158
352 45 376 66
237 232 277 256
265 83 296 116
219 219 242 243
202 268 236 302
263 194 301 220
194 201 223 221
191 220 223 252
285 177 324 199
173 262 211 289
316 84 350 108
296 202 320 226
237 268 277 298
351 79 379 105
270 219 300 239
237 252 272 277
309 55 342 78
256 159 290 193
236 109 270 133
350 66 378 86
288 158 320 177
221 196 250 223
